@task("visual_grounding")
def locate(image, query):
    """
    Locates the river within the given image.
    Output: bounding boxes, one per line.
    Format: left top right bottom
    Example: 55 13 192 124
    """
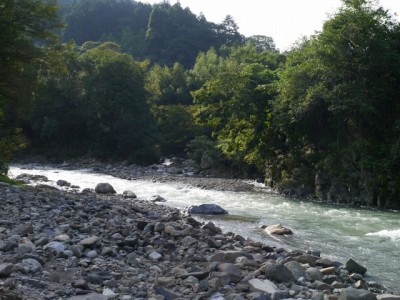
8 164 400 293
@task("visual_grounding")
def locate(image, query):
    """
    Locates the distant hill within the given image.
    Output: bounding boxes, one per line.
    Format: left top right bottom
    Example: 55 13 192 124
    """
58 0 245 67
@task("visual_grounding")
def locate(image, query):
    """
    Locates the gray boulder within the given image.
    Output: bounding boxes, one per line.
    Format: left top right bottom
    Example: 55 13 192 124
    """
56 179 71 187
187 203 228 215
345 258 367 275
148 195 166 202
122 190 137 198
264 224 293 235
284 261 305 280
95 183 116 194
338 287 376 300
264 263 294 283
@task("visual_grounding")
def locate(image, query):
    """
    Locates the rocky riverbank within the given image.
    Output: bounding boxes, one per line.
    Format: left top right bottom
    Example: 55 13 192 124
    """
1 177 400 300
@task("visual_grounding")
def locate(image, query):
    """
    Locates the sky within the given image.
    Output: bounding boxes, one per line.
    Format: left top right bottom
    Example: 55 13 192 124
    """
141 0 400 51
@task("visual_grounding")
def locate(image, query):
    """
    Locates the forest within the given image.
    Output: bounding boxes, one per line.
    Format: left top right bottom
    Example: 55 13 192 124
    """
1 0 400 208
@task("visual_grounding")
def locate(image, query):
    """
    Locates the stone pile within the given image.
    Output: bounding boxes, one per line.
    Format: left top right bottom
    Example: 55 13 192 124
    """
0 182 399 300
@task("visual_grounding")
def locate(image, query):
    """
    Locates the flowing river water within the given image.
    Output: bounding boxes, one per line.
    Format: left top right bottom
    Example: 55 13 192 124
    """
8 165 400 293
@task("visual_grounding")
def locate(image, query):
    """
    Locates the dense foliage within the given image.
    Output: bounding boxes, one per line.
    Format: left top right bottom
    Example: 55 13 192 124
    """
2 0 400 208
60 0 244 67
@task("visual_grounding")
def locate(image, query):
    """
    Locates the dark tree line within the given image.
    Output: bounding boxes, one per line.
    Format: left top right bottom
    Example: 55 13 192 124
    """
60 0 246 67
2 0 400 209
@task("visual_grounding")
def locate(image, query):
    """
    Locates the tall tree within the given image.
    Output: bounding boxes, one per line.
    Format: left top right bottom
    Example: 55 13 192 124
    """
192 44 282 169
79 42 158 161
275 0 400 206
0 0 62 174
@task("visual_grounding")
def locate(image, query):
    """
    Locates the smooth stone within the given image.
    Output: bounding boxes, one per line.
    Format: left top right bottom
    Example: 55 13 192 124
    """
86 250 98 258
149 251 162 261
264 224 293 235
102 288 118 299
80 236 100 246
54 234 71 242
44 241 66 253
321 267 336 275
248 278 278 294
20 258 42 273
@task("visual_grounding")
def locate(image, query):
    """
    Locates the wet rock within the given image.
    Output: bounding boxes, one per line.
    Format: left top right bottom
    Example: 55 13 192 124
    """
57 179 71 187
95 183 116 194
264 224 293 235
187 204 228 215
122 190 137 199
338 287 377 300
148 195 166 202
345 259 367 275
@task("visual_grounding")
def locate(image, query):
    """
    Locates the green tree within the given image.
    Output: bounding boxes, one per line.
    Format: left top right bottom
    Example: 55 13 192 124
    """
146 62 190 105
275 0 400 206
0 0 62 174
80 42 158 161
192 44 282 171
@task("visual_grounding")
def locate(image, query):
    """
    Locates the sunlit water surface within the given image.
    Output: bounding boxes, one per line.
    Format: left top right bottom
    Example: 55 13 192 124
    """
8 165 400 293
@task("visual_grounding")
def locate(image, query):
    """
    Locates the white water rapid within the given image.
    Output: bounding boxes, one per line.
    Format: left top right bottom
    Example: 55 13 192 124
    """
8 164 400 293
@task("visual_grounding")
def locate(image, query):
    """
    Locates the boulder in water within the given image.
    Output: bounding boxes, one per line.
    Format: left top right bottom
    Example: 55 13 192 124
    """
345 258 367 275
264 224 293 235
187 204 228 215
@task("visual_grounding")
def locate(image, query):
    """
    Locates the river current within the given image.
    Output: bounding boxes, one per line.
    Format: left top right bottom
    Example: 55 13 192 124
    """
8 165 400 293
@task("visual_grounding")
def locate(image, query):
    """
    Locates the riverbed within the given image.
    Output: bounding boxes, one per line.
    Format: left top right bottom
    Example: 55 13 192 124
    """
8 164 400 293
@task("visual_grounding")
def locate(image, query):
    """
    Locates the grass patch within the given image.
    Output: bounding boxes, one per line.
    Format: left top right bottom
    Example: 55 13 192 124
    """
0 174 24 186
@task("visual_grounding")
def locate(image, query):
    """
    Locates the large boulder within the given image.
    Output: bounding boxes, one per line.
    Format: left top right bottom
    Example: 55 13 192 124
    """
338 287 376 300
284 261 306 280
187 204 228 215
263 262 294 283
95 183 116 194
264 224 293 235
345 259 367 275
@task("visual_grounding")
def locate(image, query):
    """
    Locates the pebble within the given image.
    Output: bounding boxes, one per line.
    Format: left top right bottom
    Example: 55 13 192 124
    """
0 174 397 300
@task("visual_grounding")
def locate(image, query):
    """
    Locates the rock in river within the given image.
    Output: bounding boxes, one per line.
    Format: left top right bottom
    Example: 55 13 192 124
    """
187 203 228 215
